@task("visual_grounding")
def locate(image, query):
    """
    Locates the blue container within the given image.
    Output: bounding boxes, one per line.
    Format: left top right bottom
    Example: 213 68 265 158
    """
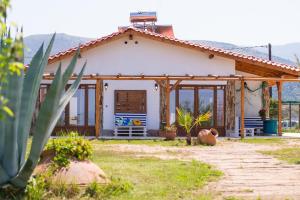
263 120 278 134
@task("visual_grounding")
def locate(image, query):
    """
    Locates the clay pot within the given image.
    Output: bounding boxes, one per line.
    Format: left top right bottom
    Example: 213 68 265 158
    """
159 130 166 137
165 130 176 140
197 128 219 146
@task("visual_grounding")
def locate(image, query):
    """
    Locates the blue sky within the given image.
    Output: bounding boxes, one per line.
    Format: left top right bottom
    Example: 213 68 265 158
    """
9 0 300 45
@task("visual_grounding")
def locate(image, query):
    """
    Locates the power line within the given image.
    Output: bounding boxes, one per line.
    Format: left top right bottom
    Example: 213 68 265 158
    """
224 45 268 51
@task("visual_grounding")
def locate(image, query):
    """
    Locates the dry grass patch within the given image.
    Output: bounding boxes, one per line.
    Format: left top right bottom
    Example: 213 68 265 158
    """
260 147 300 164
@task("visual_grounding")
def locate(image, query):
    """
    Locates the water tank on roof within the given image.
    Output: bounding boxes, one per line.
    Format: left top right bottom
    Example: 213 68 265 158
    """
130 12 157 23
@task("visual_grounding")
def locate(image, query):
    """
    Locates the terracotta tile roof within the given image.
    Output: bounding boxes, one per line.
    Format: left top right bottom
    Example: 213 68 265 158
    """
48 27 299 75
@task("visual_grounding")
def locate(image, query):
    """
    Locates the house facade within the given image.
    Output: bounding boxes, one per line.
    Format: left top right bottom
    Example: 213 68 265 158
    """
40 12 300 137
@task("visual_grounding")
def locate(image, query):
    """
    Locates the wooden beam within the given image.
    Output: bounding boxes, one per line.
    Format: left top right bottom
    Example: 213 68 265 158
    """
277 81 282 136
43 74 300 82
166 79 170 127
95 80 103 137
236 61 283 77
240 79 245 139
170 80 182 91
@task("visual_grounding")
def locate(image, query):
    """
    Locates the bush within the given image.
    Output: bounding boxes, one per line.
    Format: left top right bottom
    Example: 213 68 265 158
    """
84 178 133 199
45 132 93 167
25 176 47 200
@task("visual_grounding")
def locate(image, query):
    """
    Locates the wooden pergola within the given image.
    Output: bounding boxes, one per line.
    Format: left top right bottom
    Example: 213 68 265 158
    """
43 74 300 138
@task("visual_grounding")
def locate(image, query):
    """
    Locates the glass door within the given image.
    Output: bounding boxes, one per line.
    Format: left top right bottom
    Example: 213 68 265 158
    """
175 85 226 136
38 84 96 136
198 88 214 127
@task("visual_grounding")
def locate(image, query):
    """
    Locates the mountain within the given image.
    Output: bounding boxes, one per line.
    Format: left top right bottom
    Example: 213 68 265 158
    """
260 43 300 64
24 33 300 101
24 33 92 64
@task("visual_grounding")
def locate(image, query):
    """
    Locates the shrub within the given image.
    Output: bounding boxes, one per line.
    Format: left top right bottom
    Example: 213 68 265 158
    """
25 176 47 200
45 132 93 167
84 178 133 199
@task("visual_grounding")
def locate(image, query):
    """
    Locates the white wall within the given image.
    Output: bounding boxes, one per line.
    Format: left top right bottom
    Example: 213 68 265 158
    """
46 33 236 131
235 71 263 117
46 34 235 76
103 80 160 130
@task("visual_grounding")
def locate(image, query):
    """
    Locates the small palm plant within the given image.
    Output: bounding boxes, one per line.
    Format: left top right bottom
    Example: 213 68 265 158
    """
0 35 85 188
176 107 211 145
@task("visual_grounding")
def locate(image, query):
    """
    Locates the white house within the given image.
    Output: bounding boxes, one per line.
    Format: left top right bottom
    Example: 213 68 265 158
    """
40 12 300 138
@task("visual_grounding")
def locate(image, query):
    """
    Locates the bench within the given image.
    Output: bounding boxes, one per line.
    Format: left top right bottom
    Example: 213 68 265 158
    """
114 113 147 137
235 117 264 137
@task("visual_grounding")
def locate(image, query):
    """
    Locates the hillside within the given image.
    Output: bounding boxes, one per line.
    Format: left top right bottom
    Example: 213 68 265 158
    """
24 33 300 101
24 33 92 64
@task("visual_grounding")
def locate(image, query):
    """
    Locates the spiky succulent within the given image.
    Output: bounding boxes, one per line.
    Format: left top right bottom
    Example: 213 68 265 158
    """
0 34 86 188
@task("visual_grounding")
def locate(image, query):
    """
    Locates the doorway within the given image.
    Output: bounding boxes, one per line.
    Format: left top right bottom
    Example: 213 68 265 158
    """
174 85 226 136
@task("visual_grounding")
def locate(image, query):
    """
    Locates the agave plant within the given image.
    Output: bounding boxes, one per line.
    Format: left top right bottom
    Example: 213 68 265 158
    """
0 34 86 188
176 107 211 145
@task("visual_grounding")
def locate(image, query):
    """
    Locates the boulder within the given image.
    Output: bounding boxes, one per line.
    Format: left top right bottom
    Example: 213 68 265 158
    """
197 128 218 146
34 150 109 185
52 160 109 185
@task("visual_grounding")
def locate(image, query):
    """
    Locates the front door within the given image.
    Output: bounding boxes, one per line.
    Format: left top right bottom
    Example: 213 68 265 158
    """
175 85 226 136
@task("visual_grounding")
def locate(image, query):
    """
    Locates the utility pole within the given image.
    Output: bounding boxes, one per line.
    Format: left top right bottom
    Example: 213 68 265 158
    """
268 43 272 97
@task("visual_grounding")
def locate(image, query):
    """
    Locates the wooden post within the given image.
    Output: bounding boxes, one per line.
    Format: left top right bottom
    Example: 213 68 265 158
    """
289 102 292 128
262 82 270 118
225 80 236 135
95 80 103 137
277 81 282 136
240 79 245 139
166 79 170 127
159 80 167 129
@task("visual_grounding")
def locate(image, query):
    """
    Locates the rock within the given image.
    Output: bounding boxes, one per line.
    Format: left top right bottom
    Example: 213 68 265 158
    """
34 150 109 185
52 160 109 185
197 128 219 146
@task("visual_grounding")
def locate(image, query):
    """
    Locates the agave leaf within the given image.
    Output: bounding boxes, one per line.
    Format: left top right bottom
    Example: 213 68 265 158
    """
11 66 63 188
45 64 86 147
62 48 80 87
18 34 55 166
2 71 23 177
60 62 86 104
0 164 10 186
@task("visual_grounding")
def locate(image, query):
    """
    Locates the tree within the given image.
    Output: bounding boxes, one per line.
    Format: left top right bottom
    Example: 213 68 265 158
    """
0 0 24 120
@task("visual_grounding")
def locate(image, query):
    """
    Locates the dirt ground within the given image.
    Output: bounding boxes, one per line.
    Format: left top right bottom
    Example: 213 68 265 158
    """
106 139 300 200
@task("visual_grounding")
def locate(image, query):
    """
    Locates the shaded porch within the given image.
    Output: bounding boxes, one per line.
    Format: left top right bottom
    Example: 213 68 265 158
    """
41 74 300 138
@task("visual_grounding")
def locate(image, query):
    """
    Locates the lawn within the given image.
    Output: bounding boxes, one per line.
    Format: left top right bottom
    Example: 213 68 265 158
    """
96 138 192 147
21 139 222 199
91 142 222 200
232 137 285 144
260 147 300 164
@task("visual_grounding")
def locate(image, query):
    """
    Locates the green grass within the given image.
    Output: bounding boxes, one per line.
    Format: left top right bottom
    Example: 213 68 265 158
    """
260 147 300 164
91 144 222 200
233 138 285 144
283 128 300 133
96 138 193 147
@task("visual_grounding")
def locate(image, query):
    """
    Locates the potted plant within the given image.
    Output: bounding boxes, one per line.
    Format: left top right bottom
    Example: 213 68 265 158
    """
176 107 211 145
259 108 267 121
159 122 167 137
165 125 177 140
263 98 278 134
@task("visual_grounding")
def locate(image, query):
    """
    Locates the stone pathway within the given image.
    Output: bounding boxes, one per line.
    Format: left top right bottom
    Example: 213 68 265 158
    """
108 141 300 199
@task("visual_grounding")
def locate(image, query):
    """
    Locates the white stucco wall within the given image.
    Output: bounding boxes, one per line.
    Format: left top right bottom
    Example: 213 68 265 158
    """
46 34 235 76
103 80 159 130
46 33 272 132
235 71 263 118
